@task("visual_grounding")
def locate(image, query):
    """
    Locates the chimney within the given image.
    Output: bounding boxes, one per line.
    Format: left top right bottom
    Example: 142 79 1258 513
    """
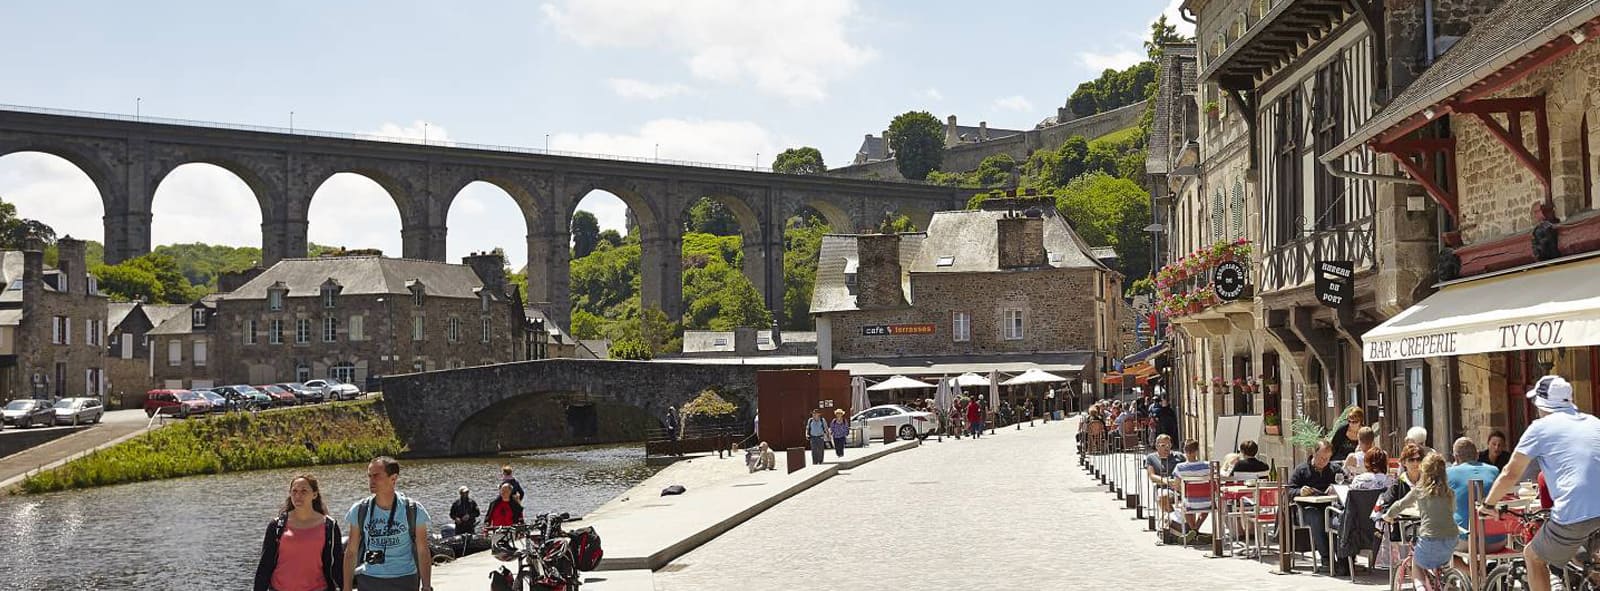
217 267 264 293
997 211 1048 269
979 121 989 141
56 236 85 295
1058 105 1073 123
945 114 959 145
462 251 509 296
882 129 894 157
855 234 906 309
21 243 43 319
734 326 758 355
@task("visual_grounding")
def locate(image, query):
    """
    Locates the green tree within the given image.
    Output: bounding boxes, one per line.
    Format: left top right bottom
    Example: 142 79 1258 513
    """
1055 172 1152 279
1145 15 1188 61
973 153 1018 187
597 229 624 248
92 262 163 303
571 210 601 258
771 147 826 175
685 197 741 236
608 337 653 360
887 111 945 180
781 216 828 330
0 197 57 249
876 213 918 233
1067 62 1158 116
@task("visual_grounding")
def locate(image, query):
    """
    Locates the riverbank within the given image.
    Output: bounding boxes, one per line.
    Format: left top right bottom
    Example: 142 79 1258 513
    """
15 398 403 494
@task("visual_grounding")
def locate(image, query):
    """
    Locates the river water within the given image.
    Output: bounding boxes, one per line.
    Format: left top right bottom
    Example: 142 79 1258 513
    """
0 445 658 591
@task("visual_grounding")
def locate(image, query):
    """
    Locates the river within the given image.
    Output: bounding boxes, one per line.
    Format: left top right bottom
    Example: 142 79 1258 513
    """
0 444 659 591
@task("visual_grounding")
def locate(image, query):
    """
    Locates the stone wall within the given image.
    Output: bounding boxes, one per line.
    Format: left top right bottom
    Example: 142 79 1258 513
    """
381 358 808 456
1454 39 1600 245
6 246 107 401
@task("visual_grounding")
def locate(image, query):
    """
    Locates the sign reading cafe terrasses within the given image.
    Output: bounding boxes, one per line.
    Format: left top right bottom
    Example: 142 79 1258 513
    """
861 323 936 336
1363 318 1599 362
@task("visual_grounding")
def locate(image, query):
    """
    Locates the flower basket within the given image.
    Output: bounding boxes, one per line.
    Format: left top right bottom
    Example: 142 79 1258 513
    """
1188 301 1203 314
1265 424 1282 436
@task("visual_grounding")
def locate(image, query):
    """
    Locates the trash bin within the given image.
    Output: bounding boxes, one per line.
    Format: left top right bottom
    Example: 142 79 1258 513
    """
786 447 806 473
883 426 897 442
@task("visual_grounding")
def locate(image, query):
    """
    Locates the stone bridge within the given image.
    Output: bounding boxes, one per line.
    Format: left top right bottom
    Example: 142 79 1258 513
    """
381 358 807 457
0 106 966 327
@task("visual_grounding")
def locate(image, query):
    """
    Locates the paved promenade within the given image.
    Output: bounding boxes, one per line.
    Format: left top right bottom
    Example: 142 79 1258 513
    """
0 408 150 492
654 419 1374 590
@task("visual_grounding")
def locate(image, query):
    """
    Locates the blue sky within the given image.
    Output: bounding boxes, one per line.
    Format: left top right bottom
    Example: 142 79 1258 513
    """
0 0 1188 267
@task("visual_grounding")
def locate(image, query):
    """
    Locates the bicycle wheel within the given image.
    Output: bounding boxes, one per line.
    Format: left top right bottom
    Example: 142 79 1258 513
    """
1392 558 1412 591
1483 563 1529 591
1441 567 1474 591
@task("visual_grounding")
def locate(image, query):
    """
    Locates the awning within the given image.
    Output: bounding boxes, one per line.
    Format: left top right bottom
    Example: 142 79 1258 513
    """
1362 257 1600 362
1121 343 1169 366
834 352 1090 378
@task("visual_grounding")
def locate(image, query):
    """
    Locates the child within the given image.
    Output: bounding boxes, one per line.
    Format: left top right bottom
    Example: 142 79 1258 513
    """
1382 452 1457 587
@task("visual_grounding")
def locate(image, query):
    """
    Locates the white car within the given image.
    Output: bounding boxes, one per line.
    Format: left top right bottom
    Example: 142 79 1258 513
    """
53 397 104 425
305 379 360 401
851 404 937 440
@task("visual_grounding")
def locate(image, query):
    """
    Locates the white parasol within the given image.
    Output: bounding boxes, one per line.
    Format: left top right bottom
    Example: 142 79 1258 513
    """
987 369 1000 409
866 375 937 391
934 376 954 413
953 372 990 387
850 375 870 415
1000 368 1070 386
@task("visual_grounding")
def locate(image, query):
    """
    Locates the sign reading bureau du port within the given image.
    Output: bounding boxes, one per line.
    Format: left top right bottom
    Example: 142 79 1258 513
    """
1211 261 1249 302
1315 260 1353 309
861 323 936 336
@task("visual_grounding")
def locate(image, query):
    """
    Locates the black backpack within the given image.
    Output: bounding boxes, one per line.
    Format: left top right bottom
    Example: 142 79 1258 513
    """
568 526 603 571
356 495 428 561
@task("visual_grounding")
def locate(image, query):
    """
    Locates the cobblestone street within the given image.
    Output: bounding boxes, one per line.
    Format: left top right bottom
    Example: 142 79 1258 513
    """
654 420 1378 590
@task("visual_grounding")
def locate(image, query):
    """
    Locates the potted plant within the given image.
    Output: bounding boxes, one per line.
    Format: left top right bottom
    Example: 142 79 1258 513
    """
1260 374 1280 394
1264 409 1281 435
1229 237 1253 260
1204 101 1220 116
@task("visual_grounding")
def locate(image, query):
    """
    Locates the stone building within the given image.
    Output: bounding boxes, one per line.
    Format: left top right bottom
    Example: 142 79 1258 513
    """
811 203 1122 409
0 238 108 401
207 253 528 387
105 302 187 406
1329 0 1600 446
147 295 223 390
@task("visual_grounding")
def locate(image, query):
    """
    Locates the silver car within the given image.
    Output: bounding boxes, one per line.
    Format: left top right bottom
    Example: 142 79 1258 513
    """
3 399 56 428
53 397 105 425
851 404 938 440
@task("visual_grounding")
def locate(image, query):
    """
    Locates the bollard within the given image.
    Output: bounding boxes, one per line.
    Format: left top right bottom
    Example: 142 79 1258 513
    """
883 425 897 443
786 447 806 474
1125 456 1141 511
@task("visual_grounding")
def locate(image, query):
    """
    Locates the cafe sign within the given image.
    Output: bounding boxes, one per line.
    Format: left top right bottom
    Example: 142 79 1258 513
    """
1363 317 1600 362
861 323 936 336
1315 260 1353 309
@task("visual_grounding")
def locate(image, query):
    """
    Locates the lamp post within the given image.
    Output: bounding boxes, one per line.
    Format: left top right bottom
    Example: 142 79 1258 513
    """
135 97 141 122
289 111 295 134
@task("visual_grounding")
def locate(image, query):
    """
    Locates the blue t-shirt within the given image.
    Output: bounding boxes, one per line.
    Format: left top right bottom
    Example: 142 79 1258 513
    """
1447 461 1504 544
807 417 827 437
1515 410 1600 525
346 493 432 579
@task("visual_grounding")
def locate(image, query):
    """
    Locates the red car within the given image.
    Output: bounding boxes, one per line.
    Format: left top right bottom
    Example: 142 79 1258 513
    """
144 389 210 418
256 384 299 406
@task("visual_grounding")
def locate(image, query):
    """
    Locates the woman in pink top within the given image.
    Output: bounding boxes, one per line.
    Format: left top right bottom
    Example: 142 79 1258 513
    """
254 474 345 591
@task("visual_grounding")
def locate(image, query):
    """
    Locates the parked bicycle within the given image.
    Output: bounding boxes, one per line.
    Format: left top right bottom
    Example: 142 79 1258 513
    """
1483 504 1600 591
487 512 603 591
1387 517 1472 591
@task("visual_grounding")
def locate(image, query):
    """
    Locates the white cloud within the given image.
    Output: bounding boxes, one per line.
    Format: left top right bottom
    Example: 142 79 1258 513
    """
1078 49 1146 71
374 120 453 145
151 163 262 249
921 88 944 101
0 152 106 243
553 118 782 232
606 78 694 101
541 0 875 102
1161 0 1197 37
993 95 1034 112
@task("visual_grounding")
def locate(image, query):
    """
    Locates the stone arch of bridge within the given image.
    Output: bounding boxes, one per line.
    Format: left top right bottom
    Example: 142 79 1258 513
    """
438 173 546 273
680 187 772 303
0 139 121 215
145 156 280 226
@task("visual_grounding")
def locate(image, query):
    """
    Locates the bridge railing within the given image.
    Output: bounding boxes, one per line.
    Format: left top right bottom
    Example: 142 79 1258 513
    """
644 424 751 458
0 103 785 173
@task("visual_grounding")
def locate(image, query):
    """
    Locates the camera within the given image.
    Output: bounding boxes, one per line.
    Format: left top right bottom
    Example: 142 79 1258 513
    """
363 550 386 565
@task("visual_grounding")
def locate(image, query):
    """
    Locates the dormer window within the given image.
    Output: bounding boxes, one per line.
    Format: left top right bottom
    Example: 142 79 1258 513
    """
408 280 426 307
936 255 956 267
191 308 207 329
843 258 858 290
321 279 342 309
478 289 491 312
267 282 287 311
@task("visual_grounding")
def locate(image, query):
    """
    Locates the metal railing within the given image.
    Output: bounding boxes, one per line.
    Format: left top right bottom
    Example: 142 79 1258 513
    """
0 103 779 173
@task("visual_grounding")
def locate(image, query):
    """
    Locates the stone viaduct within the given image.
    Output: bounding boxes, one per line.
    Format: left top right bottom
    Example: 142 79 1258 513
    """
381 358 806 457
0 107 966 327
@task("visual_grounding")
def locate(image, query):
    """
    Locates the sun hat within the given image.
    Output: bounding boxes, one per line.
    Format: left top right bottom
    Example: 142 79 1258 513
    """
1526 374 1576 413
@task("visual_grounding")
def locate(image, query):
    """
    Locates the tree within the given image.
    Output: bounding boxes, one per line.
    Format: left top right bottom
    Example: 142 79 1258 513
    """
1145 15 1188 61
0 198 57 249
876 213 918 234
597 229 624 248
887 111 945 180
1055 172 1152 280
571 210 601 258
1067 62 1158 116
772 147 826 175
973 153 1018 187
608 337 653 360
781 216 827 330
685 197 741 236
92 262 163 303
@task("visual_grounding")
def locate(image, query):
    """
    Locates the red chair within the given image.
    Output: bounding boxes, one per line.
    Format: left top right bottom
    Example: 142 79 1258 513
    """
1174 478 1216 545
1247 485 1282 563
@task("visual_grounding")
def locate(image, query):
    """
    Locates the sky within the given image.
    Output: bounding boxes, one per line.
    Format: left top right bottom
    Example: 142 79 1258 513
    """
0 0 1190 268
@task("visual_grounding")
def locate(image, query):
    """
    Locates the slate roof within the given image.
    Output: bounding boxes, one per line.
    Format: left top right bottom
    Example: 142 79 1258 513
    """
224 256 488 301
1147 44 1197 174
856 135 889 162
854 122 1029 163
810 233 926 314
107 302 137 332
579 339 610 360
1329 0 1600 159
681 330 817 353
523 307 575 344
909 208 1105 274
147 295 222 336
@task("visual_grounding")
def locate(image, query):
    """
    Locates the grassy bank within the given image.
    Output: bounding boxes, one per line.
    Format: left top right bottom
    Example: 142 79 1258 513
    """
19 398 404 494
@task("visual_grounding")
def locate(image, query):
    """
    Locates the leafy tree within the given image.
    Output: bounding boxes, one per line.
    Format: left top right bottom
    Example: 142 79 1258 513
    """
1067 62 1157 117
608 337 653 360
571 210 601 258
1055 172 1152 280
887 111 945 180
771 147 826 175
876 213 918 233
570 309 605 340
684 197 741 236
597 229 624 248
681 389 737 423
152 243 262 287
974 153 1018 187
92 262 163 303
0 197 57 249
781 216 828 330
1145 15 1189 61
568 241 640 320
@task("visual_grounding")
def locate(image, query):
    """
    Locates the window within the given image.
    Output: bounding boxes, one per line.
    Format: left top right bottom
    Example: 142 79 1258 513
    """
87 276 97 295
268 289 284 311
85 368 102 397
296 319 311 344
193 340 207 367
413 315 424 341
481 317 491 343
1003 310 1025 341
480 292 491 312
269 319 283 344
1583 114 1594 209
349 315 364 341
1273 90 1305 245
192 308 207 329
952 311 971 342
168 340 182 366
52 316 64 344
1312 60 1345 230
448 317 461 343
323 316 338 342
412 285 425 306
330 362 356 384
322 285 338 308
119 333 133 359
64 318 71 344
936 255 955 267
244 319 258 345
295 364 311 383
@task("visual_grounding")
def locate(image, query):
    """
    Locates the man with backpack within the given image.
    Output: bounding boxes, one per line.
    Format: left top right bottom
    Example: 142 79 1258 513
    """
344 456 433 591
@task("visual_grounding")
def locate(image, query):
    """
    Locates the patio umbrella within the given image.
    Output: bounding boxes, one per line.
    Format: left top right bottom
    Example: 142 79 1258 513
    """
953 372 990 387
987 369 1001 409
1000 368 1070 386
866 375 937 391
934 376 954 412
850 376 869 415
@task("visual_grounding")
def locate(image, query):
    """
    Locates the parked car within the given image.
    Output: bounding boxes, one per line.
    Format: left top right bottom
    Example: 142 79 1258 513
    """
217 385 273 409
210 386 256 410
277 382 322 404
144 390 209 418
257 384 299 406
195 389 232 412
305 379 359 401
851 404 938 440
52 397 105 425
3 399 55 428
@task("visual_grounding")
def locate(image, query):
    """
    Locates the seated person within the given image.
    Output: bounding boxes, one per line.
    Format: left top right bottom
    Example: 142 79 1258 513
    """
1145 434 1186 519
1288 439 1342 574
1445 437 1505 554
1231 440 1271 480
1171 440 1213 534
756 442 776 471
1350 448 1395 491
1343 427 1378 479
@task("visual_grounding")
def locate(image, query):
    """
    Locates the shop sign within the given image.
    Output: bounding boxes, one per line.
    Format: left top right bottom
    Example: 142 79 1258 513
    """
861 323 936 336
1315 260 1353 308
1212 261 1248 301
1363 316 1598 362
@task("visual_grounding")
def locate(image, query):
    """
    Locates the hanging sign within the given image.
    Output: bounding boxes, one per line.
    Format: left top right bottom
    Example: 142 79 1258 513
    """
1315 260 1353 308
1212 261 1248 301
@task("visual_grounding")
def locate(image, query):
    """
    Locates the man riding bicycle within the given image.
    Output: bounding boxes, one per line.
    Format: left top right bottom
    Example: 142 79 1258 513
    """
1479 375 1600 591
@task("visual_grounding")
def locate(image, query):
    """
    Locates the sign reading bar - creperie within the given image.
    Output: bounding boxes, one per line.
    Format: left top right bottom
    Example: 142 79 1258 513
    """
1363 318 1600 362
861 323 937 336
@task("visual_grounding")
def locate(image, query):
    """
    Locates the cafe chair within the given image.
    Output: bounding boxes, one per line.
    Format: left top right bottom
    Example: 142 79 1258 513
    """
1328 488 1384 581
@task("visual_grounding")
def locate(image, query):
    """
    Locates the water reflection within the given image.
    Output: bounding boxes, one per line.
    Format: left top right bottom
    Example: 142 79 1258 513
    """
0 445 657 591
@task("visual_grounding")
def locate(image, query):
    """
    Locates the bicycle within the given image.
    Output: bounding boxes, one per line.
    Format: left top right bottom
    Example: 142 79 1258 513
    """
1482 504 1600 591
1387 518 1473 591
487 512 583 591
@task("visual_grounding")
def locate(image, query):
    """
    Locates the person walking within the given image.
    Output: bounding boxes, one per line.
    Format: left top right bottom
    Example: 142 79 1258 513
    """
664 406 681 456
500 465 524 503
806 409 828 465
254 474 343 591
449 486 479 536
484 482 523 528
965 397 982 439
950 398 966 439
343 457 432 591
829 409 849 457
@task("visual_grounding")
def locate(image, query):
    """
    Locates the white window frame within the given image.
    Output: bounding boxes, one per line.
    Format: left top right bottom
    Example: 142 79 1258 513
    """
296 319 311 344
322 316 338 343
52 316 64 344
330 362 356 384
447 317 460 343
268 290 284 311
64 317 72 344
322 286 337 309
412 315 424 341
192 340 207 367
269 319 283 344
952 311 971 342
120 333 133 359
192 308 206 329
481 317 491 343
1003 310 1025 341
168 340 182 366
349 315 364 341
244 319 258 345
